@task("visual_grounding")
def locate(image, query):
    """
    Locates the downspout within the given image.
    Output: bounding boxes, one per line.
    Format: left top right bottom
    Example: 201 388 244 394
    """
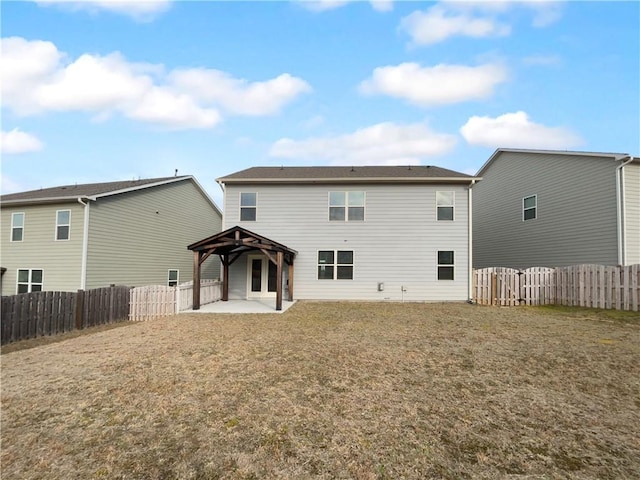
615 155 633 265
216 179 226 230
468 179 477 302
77 197 90 290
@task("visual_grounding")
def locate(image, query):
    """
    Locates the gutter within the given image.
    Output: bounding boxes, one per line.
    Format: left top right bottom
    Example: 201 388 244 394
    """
77 197 91 290
615 155 634 265
468 179 477 301
217 179 226 230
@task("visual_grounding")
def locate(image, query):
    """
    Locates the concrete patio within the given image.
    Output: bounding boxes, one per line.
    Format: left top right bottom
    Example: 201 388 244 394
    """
183 299 297 314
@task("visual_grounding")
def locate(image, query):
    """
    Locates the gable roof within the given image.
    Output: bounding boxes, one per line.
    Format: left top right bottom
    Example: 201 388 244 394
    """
476 148 640 177
217 165 478 185
1 176 222 214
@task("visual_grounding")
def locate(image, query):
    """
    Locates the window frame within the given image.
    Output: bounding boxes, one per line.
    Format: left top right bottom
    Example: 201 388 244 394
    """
240 192 257 222
168 269 179 287
523 194 537 221
436 191 455 221
55 209 71 241
328 191 365 222
11 212 24 242
437 251 455 281
16 268 44 293
317 249 354 280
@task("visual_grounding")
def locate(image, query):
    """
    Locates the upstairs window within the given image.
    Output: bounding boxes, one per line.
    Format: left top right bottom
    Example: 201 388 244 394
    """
436 191 454 221
318 250 354 280
523 195 537 221
56 210 70 240
11 212 24 242
240 192 257 221
329 191 365 221
17 269 43 293
168 269 179 287
437 251 454 280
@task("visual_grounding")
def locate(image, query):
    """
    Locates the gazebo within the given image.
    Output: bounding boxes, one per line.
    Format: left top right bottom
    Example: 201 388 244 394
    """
187 226 297 311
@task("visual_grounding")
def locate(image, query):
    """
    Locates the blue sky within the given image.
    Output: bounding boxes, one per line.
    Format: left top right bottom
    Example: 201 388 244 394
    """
2 0 638 207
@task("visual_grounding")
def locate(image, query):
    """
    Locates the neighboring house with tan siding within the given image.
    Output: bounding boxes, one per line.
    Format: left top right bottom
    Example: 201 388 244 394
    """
473 149 639 269
195 166 479 304
0 176 221 295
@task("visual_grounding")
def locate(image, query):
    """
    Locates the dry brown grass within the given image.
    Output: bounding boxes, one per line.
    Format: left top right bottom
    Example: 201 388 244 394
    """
2 302 639 479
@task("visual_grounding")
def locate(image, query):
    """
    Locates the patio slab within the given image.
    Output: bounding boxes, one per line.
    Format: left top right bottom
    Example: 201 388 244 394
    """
182 299 296 314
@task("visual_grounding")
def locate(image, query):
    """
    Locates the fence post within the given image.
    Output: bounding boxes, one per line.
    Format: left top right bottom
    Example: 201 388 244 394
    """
75 289 85 330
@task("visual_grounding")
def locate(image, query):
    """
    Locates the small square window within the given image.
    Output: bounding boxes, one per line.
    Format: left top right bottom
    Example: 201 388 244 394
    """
168 269 179 287
329 191 365 221
11 213 24 242
56 210 71 240
437 251 454 280
318 250 354 280
240 192 257 221
523 195 537 221
437 191 454 221
17 268 44 293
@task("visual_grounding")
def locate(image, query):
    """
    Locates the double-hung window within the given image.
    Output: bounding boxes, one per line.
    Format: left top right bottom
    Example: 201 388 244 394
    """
17 269 43 293
436 191 454 221
11 212 24 242
318 250 354 280
437 251 454 280
329 191 365 221
240 192 257 221
56 210 70 240
523 195 537 221
168 269 179 287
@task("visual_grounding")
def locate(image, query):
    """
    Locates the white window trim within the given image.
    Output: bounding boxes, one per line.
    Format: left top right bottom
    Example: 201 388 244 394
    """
11 212 25 242
437 250 455 281
436 191 455 221
239 192 257 222
523 194 537 221
168 269 179 287
328 191 366 222
55 209 71 241
317 249 355 280
16 268 44 294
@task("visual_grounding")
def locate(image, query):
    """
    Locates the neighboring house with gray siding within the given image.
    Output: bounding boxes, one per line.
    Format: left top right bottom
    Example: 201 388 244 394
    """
473 149 639 269
1 176 221 295
206 166 479 302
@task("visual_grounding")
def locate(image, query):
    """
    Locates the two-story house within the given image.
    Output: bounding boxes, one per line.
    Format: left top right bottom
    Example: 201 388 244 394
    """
1 176 222 295
188 166 479 309
473 149 639 269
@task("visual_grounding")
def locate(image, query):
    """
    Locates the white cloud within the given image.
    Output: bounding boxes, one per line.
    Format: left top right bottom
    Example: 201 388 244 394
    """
400 5 510 46
300 0 392 12
1 128 44 154
169 69 311 116
269 122 456 165
360 62 508 107
1 37 309 130
460 111 583 149
35 0 171 21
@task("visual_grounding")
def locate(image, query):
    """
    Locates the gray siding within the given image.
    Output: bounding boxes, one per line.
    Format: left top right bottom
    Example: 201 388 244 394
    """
473 152 619 268
624 163 640 265
224 183 471 301
86 180 221 288
1 203 84 295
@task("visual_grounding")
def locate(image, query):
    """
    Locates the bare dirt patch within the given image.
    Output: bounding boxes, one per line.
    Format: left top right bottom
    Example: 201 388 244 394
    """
2 302 639 479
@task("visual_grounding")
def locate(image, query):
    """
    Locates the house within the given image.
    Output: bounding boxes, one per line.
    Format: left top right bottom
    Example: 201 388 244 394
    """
473 149 639 269
188 166 480 309
1 176 222 295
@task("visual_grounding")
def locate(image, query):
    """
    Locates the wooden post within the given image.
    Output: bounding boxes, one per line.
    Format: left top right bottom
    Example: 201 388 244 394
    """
222 254 229 301
75 289 85 330
287 260 294 302
193 251 201 310
276 251 283 311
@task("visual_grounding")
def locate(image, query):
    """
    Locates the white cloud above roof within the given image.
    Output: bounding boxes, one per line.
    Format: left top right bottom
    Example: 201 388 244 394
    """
359 62 508 107
300 0 392 13
269 121 457 165
35 0 172 21
1 128 44 154
460 111 583 149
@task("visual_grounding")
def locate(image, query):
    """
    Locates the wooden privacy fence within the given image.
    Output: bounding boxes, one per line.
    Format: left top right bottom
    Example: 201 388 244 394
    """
130 279 222 321
474 264 639 311
1 286 130 345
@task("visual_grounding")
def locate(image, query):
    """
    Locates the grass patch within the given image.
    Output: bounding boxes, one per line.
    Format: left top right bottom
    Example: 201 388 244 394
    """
534 304 640 324
2 301 639 479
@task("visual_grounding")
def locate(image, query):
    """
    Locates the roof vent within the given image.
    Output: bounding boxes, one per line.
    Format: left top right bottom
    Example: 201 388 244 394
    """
350 166 355 172
408 165 412 170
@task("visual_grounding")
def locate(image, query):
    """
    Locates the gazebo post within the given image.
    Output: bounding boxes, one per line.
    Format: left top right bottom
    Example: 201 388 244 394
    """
287 260 294 302
222 254 229 301
193 250 201 310
276 251 283 311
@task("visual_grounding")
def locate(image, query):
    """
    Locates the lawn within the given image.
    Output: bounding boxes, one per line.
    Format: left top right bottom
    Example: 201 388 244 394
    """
1 302 639 479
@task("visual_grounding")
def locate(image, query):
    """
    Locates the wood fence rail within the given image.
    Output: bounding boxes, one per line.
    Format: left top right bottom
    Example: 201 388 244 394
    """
1 286 130 345
130 280 222 321
473 264 639 311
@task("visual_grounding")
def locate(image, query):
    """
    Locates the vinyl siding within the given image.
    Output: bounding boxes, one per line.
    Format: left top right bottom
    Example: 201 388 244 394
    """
624 163 640 265
223 183 470 301
0 203 84 295
473 152 619 268
86 180 221 288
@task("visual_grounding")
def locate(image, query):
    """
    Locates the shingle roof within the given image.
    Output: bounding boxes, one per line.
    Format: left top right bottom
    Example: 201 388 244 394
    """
1 176 191 204
218 165 475 183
